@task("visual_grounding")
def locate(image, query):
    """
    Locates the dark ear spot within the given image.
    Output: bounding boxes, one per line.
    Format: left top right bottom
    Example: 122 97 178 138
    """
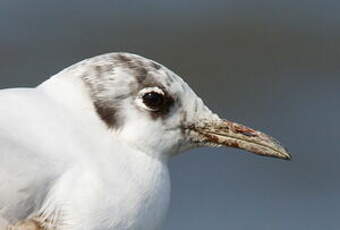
94 101 117 129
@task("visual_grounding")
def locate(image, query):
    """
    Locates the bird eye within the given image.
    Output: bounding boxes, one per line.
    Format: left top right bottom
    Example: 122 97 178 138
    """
142 92 164 111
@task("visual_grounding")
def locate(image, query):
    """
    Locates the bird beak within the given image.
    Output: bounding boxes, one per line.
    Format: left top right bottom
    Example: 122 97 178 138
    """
189 119 292 160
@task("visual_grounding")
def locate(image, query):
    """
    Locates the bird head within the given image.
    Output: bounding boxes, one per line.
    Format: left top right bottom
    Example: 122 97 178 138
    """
62 53 291 160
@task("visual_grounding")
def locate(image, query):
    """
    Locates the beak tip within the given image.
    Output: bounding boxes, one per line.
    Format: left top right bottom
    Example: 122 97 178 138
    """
278 148 292 161
281 154 292 161
281 146 293 160
284 152 293 161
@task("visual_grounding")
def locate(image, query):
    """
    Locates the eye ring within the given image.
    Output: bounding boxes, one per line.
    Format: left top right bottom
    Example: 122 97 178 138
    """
136 87 174 115
142 92 164 111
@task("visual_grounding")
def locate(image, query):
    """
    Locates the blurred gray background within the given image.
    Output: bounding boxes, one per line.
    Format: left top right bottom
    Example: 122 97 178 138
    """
1 0 339 229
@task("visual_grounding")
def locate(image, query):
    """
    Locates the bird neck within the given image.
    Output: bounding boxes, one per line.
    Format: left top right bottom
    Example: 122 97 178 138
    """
38 72 94 111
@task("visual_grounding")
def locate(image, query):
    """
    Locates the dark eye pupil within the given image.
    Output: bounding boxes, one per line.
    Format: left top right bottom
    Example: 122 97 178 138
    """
143 92 164 109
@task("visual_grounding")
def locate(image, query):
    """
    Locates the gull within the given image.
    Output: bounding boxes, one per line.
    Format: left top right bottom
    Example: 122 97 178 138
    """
0 53 291 230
